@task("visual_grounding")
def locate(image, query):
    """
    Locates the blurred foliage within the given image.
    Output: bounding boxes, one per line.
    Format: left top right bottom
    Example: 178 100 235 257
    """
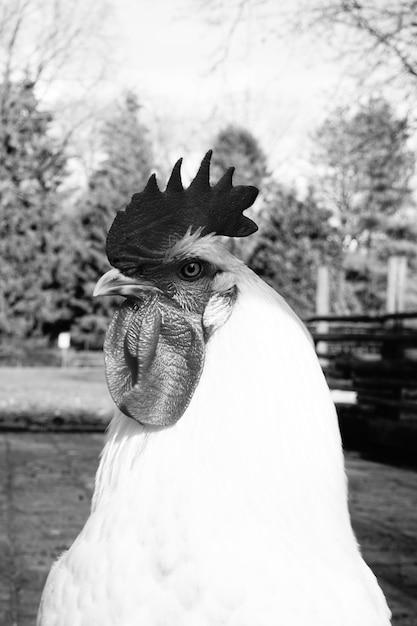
1 79 417 355
211 124 268 188
316 97 415 245
0 79 74 340
315 96 417 313
248 182 343 318
69 92 155 349
210 125 268 262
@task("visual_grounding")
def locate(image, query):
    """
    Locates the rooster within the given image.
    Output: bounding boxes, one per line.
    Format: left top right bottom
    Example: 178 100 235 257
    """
38 152 391 625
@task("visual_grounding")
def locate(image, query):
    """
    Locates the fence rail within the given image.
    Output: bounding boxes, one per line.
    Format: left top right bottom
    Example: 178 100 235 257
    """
306 311 417 423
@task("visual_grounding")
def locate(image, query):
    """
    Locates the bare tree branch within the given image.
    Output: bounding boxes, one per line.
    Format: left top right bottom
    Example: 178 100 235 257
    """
0 0 110 89
301 0 417 93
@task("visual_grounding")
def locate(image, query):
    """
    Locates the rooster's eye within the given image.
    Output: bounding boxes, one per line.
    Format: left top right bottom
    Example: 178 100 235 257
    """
179 260 203 281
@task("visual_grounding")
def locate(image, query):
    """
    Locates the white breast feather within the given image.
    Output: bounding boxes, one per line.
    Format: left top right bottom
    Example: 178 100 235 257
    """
37 267 391 626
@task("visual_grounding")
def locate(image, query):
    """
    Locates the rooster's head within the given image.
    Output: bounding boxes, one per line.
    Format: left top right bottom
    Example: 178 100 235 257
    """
94 151 259 427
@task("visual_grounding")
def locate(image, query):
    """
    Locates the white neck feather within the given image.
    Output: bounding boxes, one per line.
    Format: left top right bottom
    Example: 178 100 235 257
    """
93 267 352 545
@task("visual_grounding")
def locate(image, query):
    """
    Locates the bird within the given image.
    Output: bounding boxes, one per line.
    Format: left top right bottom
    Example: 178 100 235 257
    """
37 151 391 626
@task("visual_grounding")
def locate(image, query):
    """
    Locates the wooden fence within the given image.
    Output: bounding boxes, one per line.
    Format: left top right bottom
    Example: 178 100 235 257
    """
307 311 417 419
306 312 417 454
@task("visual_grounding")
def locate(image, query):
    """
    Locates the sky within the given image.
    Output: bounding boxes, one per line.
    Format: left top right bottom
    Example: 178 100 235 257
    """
93 0 356 187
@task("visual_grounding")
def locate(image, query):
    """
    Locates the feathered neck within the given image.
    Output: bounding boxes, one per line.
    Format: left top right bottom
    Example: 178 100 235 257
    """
92 267 352 541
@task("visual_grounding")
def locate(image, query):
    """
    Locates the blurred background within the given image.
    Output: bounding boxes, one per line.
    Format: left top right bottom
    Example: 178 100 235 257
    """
0 0 417 624
2 0 417 356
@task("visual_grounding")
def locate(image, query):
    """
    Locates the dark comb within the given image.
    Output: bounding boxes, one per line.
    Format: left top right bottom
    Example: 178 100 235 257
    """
106 150 259 274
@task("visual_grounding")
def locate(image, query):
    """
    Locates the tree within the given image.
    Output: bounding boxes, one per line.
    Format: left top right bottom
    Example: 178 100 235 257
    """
248 182 342 317
211 124 268 187
0 0 112 345
0 0 111 206
0 0 108 87
302 0 417 97
0 79 72 341
70 92 155 349
316 97 415 249
210 125 268 261
315 96 417 312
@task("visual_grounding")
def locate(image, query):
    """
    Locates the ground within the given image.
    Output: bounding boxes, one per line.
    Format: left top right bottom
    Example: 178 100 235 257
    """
0 432 416 626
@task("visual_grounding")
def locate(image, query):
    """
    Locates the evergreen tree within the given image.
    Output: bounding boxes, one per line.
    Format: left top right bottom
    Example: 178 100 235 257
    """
0 79 71 342
70 92 154 349
211 124 268 188
248 182 342 318
210 125 268 261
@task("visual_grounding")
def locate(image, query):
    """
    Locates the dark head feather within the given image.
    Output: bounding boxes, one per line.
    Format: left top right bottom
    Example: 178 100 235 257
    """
106 150 259 274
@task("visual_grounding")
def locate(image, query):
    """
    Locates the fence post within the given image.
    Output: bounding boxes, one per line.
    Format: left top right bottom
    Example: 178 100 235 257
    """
386 255 407 313
316 266 329 355
58 332 71 367
385 255 408 364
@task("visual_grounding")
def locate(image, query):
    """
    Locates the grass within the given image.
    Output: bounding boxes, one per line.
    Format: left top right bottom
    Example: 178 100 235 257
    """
0 367 113 430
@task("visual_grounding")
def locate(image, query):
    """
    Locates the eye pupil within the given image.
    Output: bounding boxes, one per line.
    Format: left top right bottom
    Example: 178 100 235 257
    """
186 263 197 275
185 263 198 276
181 261 203 279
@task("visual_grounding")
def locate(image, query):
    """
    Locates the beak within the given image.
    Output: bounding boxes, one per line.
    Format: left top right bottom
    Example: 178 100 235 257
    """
93 268 161 298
